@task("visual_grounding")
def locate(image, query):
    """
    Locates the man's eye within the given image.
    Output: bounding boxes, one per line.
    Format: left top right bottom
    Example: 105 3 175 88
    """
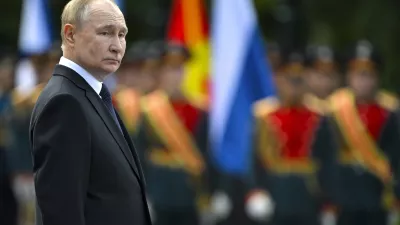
119 33 125 38
100 32 109 36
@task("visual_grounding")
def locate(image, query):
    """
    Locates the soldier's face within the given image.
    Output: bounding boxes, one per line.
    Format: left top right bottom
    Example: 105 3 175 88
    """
65 1 127 81
278 76 305 103
142 58 160 74
307 71 337 98
348 71 377 98
158 69 184 98
164 52 186 68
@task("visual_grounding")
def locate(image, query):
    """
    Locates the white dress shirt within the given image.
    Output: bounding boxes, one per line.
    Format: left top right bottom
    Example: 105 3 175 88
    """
59 56 102 96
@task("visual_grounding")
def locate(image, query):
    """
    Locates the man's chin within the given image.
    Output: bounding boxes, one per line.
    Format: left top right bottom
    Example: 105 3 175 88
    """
101 65 120 75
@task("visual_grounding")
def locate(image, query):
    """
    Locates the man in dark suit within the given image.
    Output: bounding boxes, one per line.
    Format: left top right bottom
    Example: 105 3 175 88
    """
29 0 151 225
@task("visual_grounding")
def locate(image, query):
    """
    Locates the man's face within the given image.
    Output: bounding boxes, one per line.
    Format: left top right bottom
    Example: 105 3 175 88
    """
307 70 337 98
158 68 184 98
164 52 186 68
348 71 378 99
278 76 306 104
71 1 128 80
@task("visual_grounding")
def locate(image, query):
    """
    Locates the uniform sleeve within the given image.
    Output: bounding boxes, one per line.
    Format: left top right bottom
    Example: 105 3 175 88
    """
246 118 268 191
5 106 33 175
31 94 90 225
193 112 216 196
379 112 400 200
312 116 337 205
134 117 151 178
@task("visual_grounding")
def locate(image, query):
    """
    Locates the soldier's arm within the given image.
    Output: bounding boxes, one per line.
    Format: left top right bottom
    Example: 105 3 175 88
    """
312 116 337 206
4 110 30 176
379 112 400 200
193 111 214 194
247 118 268 191
133 116 151 178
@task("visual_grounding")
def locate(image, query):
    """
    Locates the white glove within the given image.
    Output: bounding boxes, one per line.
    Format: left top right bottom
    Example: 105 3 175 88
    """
210 191 232 221
388 210 398 225
245 190 274 221
320 210 336 225
13 175 35 203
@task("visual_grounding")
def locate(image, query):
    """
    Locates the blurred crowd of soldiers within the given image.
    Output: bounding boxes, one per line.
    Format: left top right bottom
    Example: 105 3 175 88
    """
1 39 400 225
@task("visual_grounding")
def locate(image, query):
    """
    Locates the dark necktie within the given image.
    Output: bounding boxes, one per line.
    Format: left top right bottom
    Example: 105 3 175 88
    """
100 84 122 132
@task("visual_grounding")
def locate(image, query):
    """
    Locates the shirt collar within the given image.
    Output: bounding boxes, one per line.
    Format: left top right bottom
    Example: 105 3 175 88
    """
58 56 102 96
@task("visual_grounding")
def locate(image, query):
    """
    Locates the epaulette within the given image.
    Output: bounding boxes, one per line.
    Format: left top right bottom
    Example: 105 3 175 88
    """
141 90 169 112
116 87 140 100
115 88 141 112
30 83 45 105
303 94 329 115
252 96 280 118
11 89 30 108
376 90 399 112
327 88 351 111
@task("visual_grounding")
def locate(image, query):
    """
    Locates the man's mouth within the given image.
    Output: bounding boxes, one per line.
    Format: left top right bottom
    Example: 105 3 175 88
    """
104 59 120 63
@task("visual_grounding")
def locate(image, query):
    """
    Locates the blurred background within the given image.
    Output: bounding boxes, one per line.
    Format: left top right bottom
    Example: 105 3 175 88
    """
0 0 399 88
1 0 400 225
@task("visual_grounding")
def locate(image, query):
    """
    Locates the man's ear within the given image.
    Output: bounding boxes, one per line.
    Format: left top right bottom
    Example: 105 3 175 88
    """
64 24 76 47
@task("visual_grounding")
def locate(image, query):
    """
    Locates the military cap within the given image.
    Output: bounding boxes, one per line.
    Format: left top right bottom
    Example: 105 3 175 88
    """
306 45 338 74
122 41 148 65
280 51 306 77
143 40 165 60
164 41 191 59
346 40 382 74
273 51 307 88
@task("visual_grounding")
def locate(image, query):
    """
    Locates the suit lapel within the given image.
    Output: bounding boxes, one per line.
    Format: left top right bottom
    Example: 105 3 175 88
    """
53 65 140 180
85 91 140 180
115 111 146 185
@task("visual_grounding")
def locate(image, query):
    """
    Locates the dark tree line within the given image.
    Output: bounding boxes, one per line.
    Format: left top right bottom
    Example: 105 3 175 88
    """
0 0 399 91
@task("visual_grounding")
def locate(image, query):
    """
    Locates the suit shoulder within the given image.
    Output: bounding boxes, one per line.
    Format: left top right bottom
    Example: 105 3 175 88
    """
32 93 83 124
252 96 280 118
38 76 82 101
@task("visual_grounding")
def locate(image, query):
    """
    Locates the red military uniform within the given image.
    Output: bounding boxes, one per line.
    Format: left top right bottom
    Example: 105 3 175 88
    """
247 59 329 225
326 41 400 225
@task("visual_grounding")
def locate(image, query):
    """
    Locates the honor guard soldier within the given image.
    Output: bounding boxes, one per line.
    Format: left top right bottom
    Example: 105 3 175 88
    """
135 42 209 225
209 45 285 225
304 45 340 115
113 41 151 136
245 52 333 225
6 44 61 225
326 40 400 225
0 50 18 225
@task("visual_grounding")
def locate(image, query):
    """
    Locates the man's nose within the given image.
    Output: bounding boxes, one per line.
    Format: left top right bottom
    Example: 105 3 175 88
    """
110 37 123 54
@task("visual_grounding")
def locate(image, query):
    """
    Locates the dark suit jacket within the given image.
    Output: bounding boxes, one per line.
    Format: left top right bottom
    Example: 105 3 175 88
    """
29 65 151 225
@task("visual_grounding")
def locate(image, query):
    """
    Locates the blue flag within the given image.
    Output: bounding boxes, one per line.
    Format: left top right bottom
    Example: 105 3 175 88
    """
18 0 52 55
210 0 276 176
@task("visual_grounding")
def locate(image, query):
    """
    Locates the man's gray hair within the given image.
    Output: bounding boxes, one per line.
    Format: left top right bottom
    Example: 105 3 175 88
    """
60 0 117 51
